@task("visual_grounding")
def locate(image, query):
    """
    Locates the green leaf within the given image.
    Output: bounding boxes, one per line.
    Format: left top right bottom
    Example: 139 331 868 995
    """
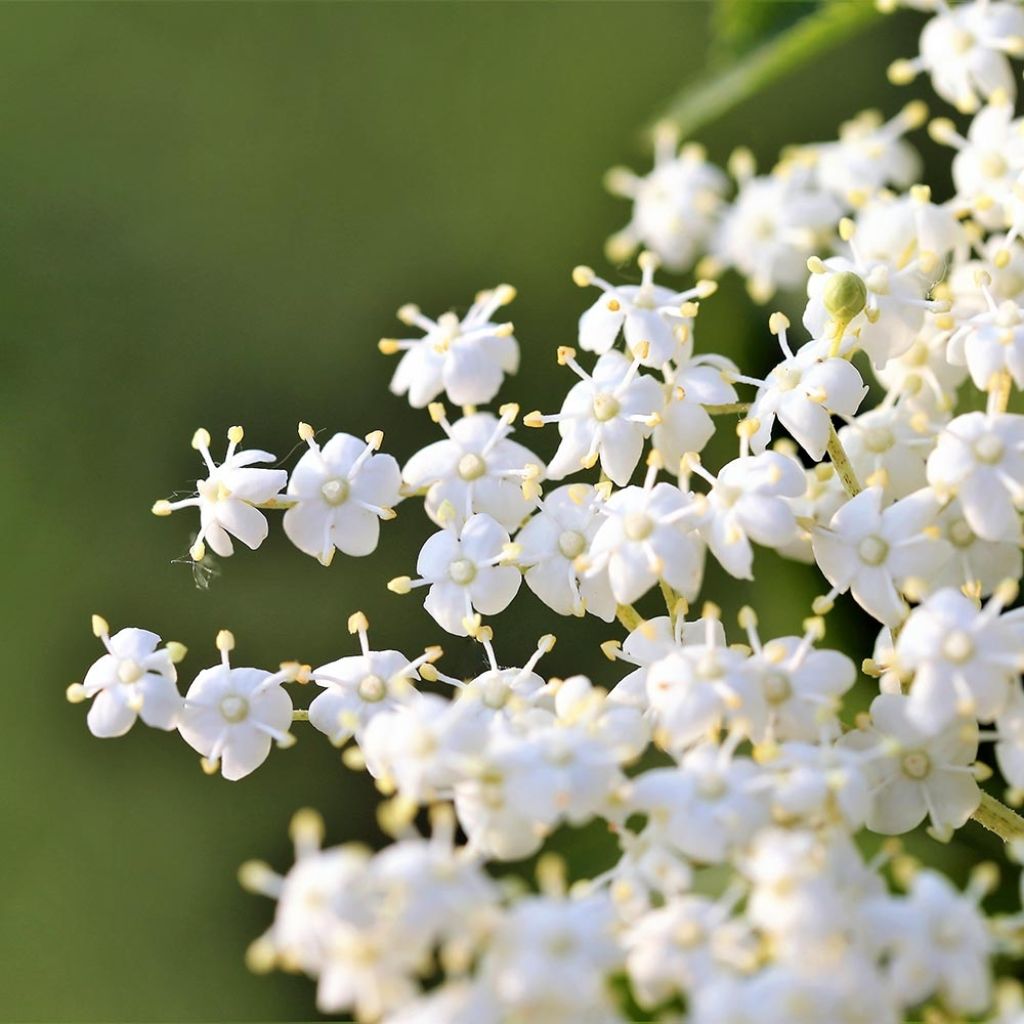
710 0 820 62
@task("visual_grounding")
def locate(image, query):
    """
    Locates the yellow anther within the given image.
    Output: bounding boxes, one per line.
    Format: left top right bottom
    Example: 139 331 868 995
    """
216 629 236 653
498 402 520 422
428 402 446 424
200 757 220 775
289 807 325 847
807 256 826 274
838 217 855 242
65 682 87 704
91 614 109 638
377 338 400 355
227 425 244 444
572 265 595 287
494 283 517 305
191 427 211 451
695 279 718 299
887 59 916 85
679 301 699 318
165 641 188 664
768 311 790 335
538 633 557 653
151 500 173 516
396 303 420 324
523 410 544 428
347 611 369 635
556 346 576 366
910 184 932 204
190 540 207 562
387 576 412 595
364 429 384 450
738 606 758 630
298 421 315 442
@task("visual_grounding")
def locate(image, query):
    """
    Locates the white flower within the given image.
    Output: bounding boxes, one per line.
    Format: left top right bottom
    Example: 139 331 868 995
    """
653 350 738 467
572 251 716 367
891 0 1024 113
380 285 519 408
995 684 1024 790
283 426 401 564
515 483 616 621
811 101 925 203
70 615 183 738
738 613 856 743
841 692 980 837
588 463 705 605
402 406 542 530
152 426 287 561
836 404 936 500
765 741 871 831
307 613 437 746
177 631 295 780
874 322 967 412
710 158 841 302
690 449 805 579
934 100 1024 226
931 495 1024 595
812 486 949 627
529 347 663 487
868 869 993 1015
447 633 556 720
895 584 1023 731
744 315 868 460
477 894 622 1023
604 128 728 272
393 512 521 637
630 746 769 864
776 462 848 564
926 411 1024 541
947 291 1024 392
624 895 750 1007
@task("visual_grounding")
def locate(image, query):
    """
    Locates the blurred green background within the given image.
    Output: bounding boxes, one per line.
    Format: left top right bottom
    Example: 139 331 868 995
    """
0 2 999 1020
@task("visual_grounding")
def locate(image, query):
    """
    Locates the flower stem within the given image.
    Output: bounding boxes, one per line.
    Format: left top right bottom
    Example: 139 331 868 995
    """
704 402 751 416
826 423 862 498
650 1 883 140
616 604 644 631
291 709 310 722
972 792 1024 843
987 370 1012 415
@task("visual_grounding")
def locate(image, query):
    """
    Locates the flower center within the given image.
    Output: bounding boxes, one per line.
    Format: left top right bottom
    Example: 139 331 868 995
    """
981 151 1008 178
773 366 802 392
947 517 975 548
864 426 894 453
592 391 621 422
763 671 792 704
950 27 974 54
857 535 889 566
557 529 587 559
942 628 974 664
904 341 929 367
457 452 487 481
321 477 351 506
118 659 145 684
357 675 386 703
973 433 1004 464
673 920 704 948
900 749 932 780
479 672 511 709
624 512 654 541
219 695 250 723
697 773 727 800
448 557 477 585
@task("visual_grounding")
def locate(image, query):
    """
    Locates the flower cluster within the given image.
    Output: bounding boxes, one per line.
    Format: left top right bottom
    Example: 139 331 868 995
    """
71 1 1024 1021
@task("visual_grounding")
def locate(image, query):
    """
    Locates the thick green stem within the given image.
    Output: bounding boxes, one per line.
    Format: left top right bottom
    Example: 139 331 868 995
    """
972 792 1024 843
650 2 883 140
291 709 310 723
826 423 862 498
704 402 751 416
616 604 644 631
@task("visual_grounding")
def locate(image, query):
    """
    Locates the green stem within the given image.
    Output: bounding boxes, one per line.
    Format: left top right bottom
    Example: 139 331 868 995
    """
291 709 310 722
826 423 862 498
987 370 1012 415
704 402 751 416
616 604 644 631
972 792 1024 843
651 2 883 140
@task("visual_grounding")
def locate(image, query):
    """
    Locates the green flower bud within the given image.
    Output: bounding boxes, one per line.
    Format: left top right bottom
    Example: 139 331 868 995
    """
823 271 867 323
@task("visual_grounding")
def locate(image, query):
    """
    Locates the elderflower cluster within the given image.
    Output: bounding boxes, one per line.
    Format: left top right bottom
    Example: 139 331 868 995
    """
70 1 1024 1021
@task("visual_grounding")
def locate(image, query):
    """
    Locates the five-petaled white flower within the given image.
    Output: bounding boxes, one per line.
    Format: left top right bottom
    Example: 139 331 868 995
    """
283 425 401 565
380 285 519 408
152 426 287 561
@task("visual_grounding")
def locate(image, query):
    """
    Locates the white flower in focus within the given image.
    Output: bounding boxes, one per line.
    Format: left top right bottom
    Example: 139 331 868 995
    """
529 347 663 487
776 463 848 564
515 483 616 621
812 486 950 627
895 584 1023 731
402 406 542 530
709 155 841 302
70 615 183 738
306 613 437 746
836 404 936 501
930 496 1024 595
380 285 519 408
588 461 705 605
178 631 295 780
152 426 287 561
744 315 868 460
840 692 980 837
890 0 1024 113
811 102 925 203
393 512 521 637
448 633 556 721
926 411 1024 542
572 252 716 367
690 449 805 579
947 289 1024 393
605 128 728 272
283 426 401 564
